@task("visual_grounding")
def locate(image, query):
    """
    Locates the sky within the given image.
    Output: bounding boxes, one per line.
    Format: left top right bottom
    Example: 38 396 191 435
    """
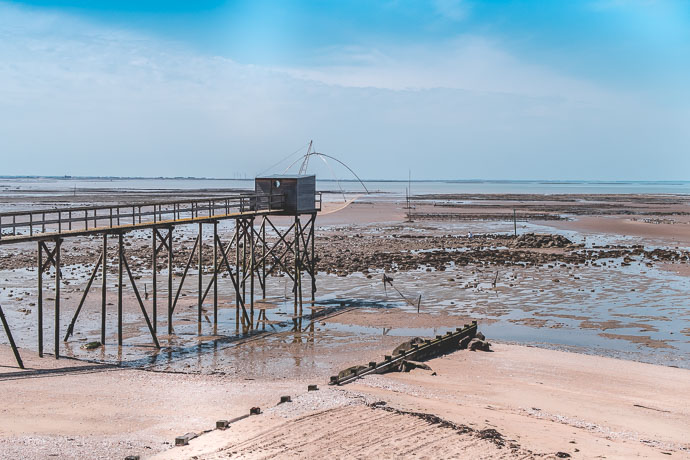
0 0 688 180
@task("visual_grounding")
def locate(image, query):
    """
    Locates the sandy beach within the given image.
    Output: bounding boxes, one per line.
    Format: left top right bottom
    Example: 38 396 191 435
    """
3 341 688 459
158 343 690 459
1 186 689 459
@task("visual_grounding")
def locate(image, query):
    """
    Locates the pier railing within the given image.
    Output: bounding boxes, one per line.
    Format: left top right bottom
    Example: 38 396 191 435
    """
0 192 326 243
0 189 323 366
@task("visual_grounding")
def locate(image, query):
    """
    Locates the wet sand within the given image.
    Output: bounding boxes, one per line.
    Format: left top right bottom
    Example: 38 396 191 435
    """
152 344 690 459
1 189 689 458
3 342 688 459
550 216 690 246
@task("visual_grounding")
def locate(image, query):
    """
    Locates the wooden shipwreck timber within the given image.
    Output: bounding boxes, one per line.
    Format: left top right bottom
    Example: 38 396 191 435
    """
331 321 479 386
0 175 321 366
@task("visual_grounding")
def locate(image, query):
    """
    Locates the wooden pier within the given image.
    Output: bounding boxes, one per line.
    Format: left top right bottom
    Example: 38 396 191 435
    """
0 177 322 366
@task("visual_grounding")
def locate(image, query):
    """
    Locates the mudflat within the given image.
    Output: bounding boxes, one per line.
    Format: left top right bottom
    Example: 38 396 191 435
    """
0 189 689 458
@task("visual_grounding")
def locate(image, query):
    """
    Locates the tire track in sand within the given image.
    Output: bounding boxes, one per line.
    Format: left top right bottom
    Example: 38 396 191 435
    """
200 405 532 459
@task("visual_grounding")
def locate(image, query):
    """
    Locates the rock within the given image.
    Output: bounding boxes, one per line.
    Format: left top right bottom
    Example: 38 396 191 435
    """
80 341 102 350
512 233 573 249
458 336 472 350
475 331 486 341
398 360 432 372
468 339 492 352
478 428 504 446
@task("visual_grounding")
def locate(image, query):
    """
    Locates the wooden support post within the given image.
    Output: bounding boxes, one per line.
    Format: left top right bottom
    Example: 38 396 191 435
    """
171 235 199 314
311 213 316 303
216 234 250 327
250 217 255 327
122 257 160 348
235 221 240 327
213 221 218 325
294 216 299 315
37 241 43 357
118 233 123 346
0 305 24 369
151 228 157 334
513 208 517 237
241 220 247 313
102 233 107 344
297 220 303 313
167 228 173 335
261 218 266 299
54 238 61 359
198 222 203 328
64 252 103 341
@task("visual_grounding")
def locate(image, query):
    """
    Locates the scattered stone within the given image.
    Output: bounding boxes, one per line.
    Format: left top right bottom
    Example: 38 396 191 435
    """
468 339 492 352
307 384 319 392
512 233 573 249
458 336 472 350
216 420 229 430
250 407 261 415
478 428 505 446
80 341 102 350
398 360 432 372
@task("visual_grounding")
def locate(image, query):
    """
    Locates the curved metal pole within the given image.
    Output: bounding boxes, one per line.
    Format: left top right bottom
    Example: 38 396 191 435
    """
281 155 307 175
282 152 370 195
316 154 347 202
314 153 370 194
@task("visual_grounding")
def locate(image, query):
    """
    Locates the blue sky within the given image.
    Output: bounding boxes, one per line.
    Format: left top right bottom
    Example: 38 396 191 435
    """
1 0 688 179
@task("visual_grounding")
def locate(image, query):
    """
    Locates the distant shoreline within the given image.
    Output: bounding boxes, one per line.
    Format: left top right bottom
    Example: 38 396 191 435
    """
1 176 688 184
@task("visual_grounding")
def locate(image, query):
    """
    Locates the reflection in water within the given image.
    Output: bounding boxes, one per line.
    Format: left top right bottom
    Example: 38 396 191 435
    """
0 218 688 374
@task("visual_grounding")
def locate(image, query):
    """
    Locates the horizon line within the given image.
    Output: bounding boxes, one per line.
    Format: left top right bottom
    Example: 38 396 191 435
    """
1 175 689 184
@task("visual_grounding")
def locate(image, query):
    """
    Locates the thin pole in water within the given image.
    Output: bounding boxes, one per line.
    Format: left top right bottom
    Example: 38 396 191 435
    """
513 208 517 236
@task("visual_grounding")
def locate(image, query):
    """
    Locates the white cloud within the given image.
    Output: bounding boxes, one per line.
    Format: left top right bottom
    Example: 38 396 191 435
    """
0 2 687 180
275 37 615 108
